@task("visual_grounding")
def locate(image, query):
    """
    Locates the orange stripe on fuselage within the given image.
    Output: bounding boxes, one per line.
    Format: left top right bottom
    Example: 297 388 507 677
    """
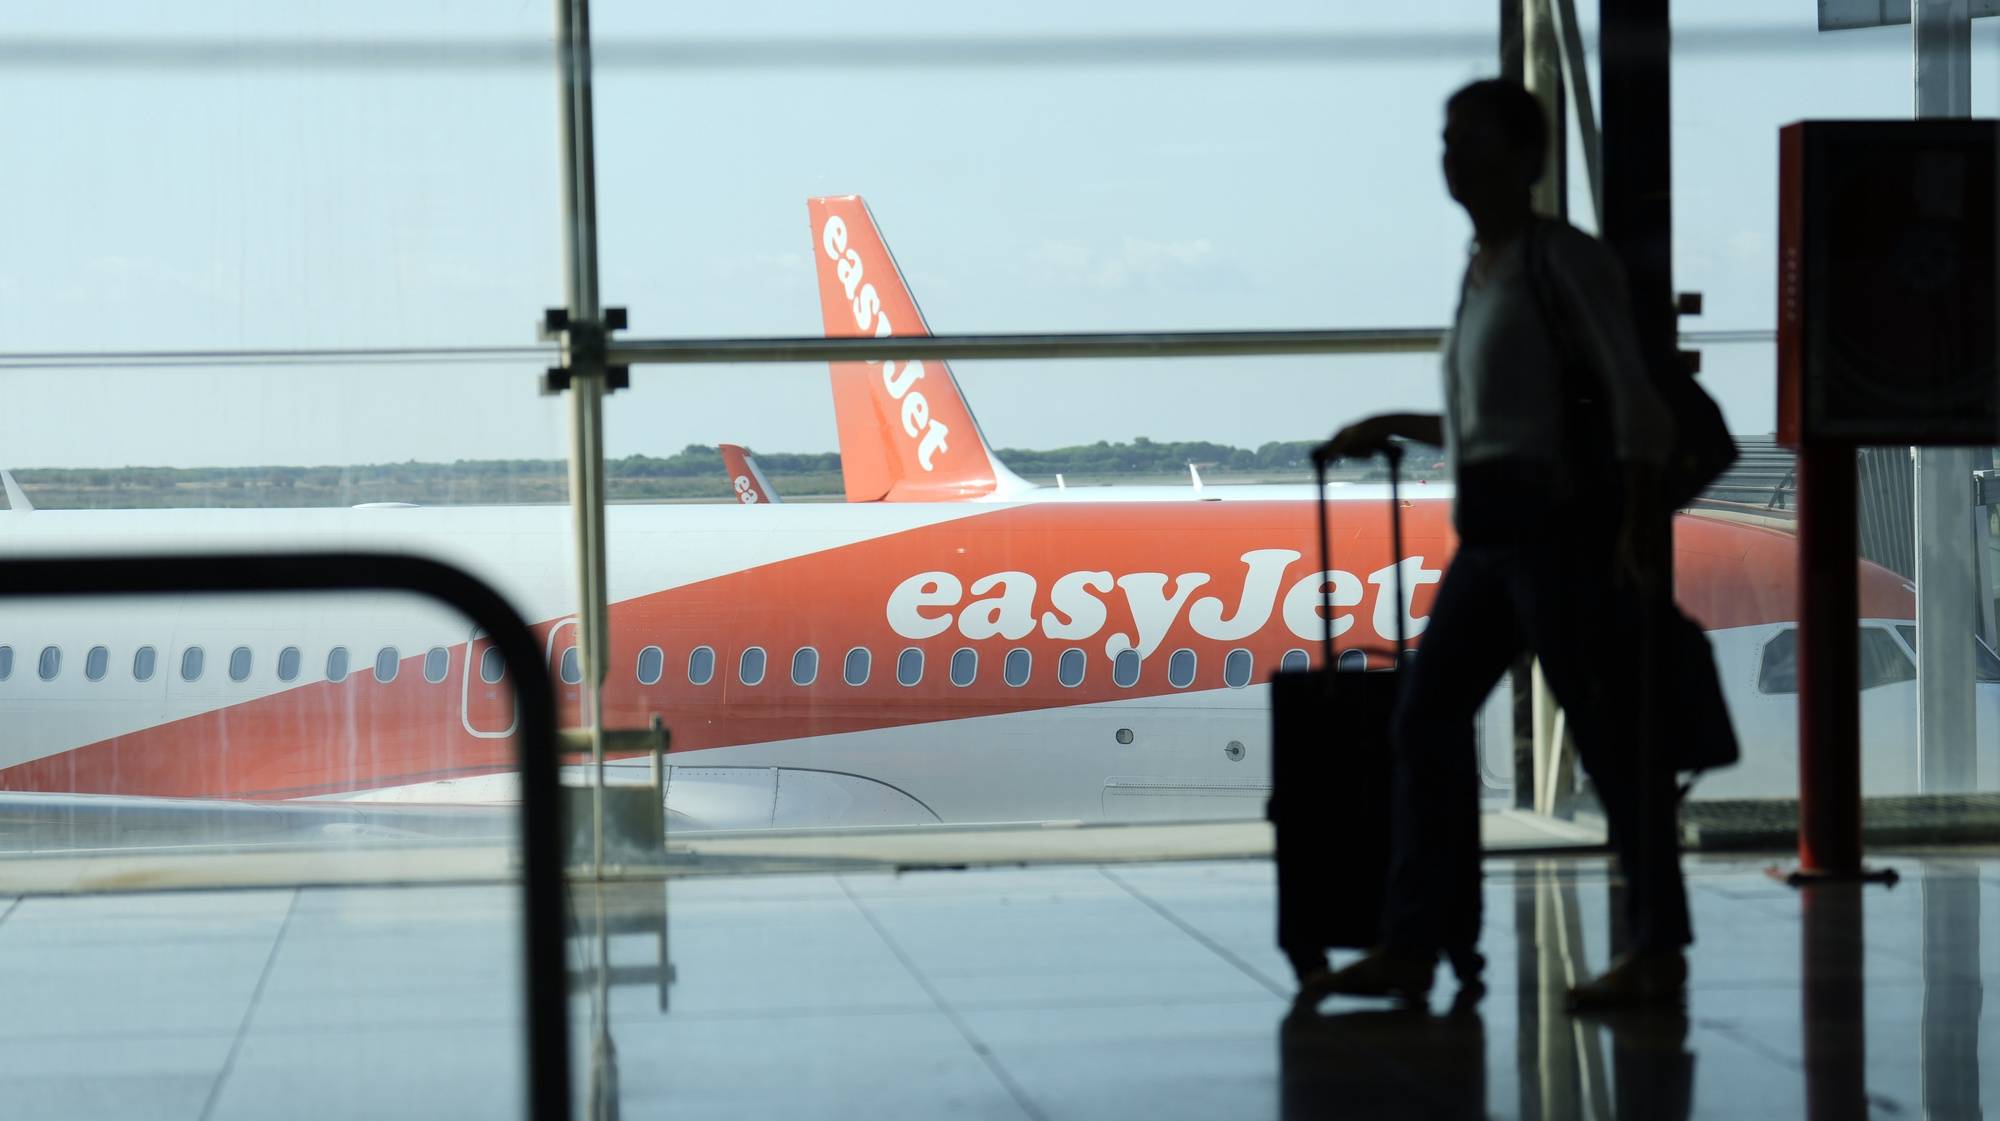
0 503 1908 800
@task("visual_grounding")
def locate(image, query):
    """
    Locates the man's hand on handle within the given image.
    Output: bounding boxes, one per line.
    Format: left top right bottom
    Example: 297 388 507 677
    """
1313 413 1445 464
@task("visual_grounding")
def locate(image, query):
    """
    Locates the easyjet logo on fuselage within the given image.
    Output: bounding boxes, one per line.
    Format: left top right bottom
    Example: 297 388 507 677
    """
820 215 951 472
885 549 1443 658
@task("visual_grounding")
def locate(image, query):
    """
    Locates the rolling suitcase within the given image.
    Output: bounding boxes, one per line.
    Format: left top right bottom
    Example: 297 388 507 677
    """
1268 446 1478 989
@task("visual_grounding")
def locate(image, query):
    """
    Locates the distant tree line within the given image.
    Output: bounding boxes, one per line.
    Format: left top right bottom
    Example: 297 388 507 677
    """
11 438 1344 509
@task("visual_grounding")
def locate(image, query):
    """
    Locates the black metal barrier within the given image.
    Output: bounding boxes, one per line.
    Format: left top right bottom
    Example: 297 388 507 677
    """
0 552 570 1120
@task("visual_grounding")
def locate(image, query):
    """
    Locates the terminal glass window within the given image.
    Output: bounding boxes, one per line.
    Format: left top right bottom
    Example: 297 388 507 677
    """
844 647 870 686
85 646 108 682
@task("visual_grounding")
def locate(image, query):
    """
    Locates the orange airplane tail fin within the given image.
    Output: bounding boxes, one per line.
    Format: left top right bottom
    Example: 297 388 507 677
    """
719 444 782 504
806 195 1029 502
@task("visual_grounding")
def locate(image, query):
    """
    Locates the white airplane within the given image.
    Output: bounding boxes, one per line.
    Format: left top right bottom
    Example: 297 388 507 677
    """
1 201 1994 832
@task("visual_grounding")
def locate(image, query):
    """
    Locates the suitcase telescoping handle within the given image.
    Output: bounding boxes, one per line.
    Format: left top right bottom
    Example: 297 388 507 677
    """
1311 443 1406 670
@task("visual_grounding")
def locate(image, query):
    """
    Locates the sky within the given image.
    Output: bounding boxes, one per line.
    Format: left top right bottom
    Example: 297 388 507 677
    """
0 2 1995 468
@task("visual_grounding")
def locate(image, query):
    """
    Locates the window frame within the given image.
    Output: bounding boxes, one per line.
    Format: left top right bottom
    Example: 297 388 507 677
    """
228 645 253 683
1167 648 1197 689
180 646 205 683
1223 648 1253 689
1057 647 1086 688
1112 648 1141 688
277 646 301 683
636 645 664 686
423 646 449 684
327 646 350 683
85 645 109 682
132 645 156 682
949 647 978 688
374 646 400 683
843 646 871 687
738 646 767 687
791 646 819 687
896 646 924 687
688 645 717 686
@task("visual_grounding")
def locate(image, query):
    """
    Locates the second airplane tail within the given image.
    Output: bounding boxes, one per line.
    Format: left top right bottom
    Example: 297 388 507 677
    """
719 444 782 504
806 195 1031 502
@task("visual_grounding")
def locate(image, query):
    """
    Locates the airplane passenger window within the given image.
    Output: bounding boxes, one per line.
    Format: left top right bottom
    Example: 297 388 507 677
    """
1004 648 1031 688
1281 648 1310 673
180 646 204 682
1167 648 1197 689
896 647 923 686
739 646 766 686
277 646 301 682
791 647 819 686
1337 649 1367 672
326 646 350 683
1057 648 1086 688
1224 648 1253 688
1757 629 1797 695
558 646 580 686
375 647 399 683
1858 627 1915 690
1112 649 1141 688
0 645 11 681
132 646 155 682
423 646 449 684
85 645 108 682
479 646 504 684
950 647 977 687
38 645 60 681
843 647 870 686
636 646 664 686
229 646 252 682
688 646 716 686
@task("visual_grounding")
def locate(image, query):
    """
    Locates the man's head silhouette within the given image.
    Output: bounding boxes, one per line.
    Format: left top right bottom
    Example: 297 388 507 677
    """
1442 79 1546 222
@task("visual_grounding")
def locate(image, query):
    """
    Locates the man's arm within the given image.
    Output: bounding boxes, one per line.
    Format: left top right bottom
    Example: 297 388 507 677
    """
1315 413 1443 462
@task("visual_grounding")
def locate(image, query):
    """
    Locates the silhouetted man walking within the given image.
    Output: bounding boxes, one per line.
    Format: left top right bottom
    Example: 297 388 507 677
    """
1313 78 1691 1010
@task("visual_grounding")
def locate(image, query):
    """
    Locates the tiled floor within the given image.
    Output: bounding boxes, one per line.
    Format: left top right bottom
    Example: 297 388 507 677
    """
1 852 1997 1119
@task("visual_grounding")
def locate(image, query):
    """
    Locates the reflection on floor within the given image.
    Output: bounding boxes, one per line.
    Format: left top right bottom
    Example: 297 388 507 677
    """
0 851 1996 1119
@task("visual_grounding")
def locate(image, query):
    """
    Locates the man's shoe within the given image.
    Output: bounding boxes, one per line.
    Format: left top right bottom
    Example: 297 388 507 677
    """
1566 950 1687 1012
1305 947 1436 1004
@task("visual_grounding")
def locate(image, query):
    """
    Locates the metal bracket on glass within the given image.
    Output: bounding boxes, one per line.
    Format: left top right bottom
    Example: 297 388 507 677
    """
540 306 630 395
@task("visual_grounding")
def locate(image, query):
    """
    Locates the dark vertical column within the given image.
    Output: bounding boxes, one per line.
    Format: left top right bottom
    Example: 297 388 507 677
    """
1797 445 1863 874
1598 0 1675 364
